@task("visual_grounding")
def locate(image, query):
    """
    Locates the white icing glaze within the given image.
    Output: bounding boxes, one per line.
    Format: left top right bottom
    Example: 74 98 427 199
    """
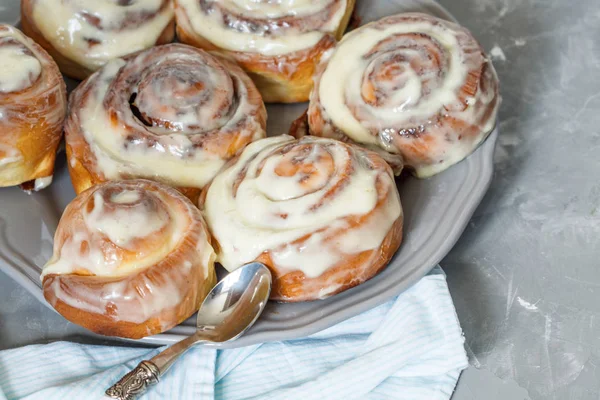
34 176 53 191
319 21 467 142
317 281 343 299
176 0 347 55
0 142 23 167
229 0 335 18
111 190 141 204
30 0 174 70
85 191 168 248
0 25 67 187
41 181 216 325
0 45 41 93
71 45 266 188
311 13 500 177
204 135 402 278
45 266 184 325
42 188 185 278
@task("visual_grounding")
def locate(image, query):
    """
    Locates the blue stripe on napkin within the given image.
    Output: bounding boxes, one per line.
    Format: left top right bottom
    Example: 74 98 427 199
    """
0 266 467 400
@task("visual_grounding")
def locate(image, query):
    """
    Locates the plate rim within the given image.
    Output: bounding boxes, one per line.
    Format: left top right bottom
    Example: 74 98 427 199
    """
0 0 498 348
142 127 498 347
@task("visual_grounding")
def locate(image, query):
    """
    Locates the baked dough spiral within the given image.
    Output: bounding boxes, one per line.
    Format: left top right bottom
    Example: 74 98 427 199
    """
65 43 267 202
21 0 175 80
42 179 217 339
308 13 500 177
201 135 403 302
0 25 67 191
175 0 356 103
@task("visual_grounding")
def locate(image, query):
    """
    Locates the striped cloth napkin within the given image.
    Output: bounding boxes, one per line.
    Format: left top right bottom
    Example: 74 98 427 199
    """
0 266 467 400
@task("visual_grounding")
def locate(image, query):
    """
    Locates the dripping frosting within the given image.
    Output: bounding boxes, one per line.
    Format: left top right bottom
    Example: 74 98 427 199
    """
30 0 174 71
42 186 186 278
41 180 216 326
309 13 500 177
0 43 41 93
176 0 348 55
0 24 67 189
67 44 266 189
203 135 402 278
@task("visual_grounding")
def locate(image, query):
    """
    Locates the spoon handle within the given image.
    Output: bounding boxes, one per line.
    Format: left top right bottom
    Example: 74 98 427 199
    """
105 333 206 400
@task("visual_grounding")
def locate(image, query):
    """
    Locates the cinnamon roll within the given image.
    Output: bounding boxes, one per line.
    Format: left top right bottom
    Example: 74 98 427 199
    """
201 135 403 302
21 0 175 80
308 13 500 177
65 43 267 202
42 179 217 339
175 0 356 103
0 25 66 191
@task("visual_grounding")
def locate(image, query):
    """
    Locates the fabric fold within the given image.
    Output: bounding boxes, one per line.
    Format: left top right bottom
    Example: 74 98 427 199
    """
0 266 467 400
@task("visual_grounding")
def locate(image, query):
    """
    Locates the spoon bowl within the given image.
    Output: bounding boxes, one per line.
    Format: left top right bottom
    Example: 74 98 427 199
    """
106 262 272 400
195 262 272 342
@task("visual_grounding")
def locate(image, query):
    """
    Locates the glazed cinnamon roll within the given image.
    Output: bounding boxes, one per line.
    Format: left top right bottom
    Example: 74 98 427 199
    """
175 0 356 103
0 25 66 191
65 43 267 202
42 179 217 339
308 13 500 177
21 0 175 80
201 135 403 302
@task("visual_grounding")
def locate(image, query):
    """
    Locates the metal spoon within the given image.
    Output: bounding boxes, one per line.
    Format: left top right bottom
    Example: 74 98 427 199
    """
105 262 272 400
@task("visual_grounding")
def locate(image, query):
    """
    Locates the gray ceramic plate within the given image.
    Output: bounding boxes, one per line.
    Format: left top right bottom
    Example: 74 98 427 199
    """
0 0 497 347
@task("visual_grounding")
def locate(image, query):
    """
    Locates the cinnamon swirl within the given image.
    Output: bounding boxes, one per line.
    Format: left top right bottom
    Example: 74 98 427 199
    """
175 0 356 103
42 179 217 339
65 43 267 202
201 135 403 302
21 0 175 80
0 25 67 191
308 13 500 177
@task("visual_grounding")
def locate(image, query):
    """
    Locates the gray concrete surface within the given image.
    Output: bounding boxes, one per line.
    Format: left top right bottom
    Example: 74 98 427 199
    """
441 0 600 398
1 0 599 399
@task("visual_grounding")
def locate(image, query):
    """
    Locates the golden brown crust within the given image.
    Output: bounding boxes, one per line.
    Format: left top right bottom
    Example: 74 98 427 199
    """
65 142 98 196
0 24 66 189
175 0 355 103
257 217 403 302
44 262 216 339
20 0 175 80
42 179 217 339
